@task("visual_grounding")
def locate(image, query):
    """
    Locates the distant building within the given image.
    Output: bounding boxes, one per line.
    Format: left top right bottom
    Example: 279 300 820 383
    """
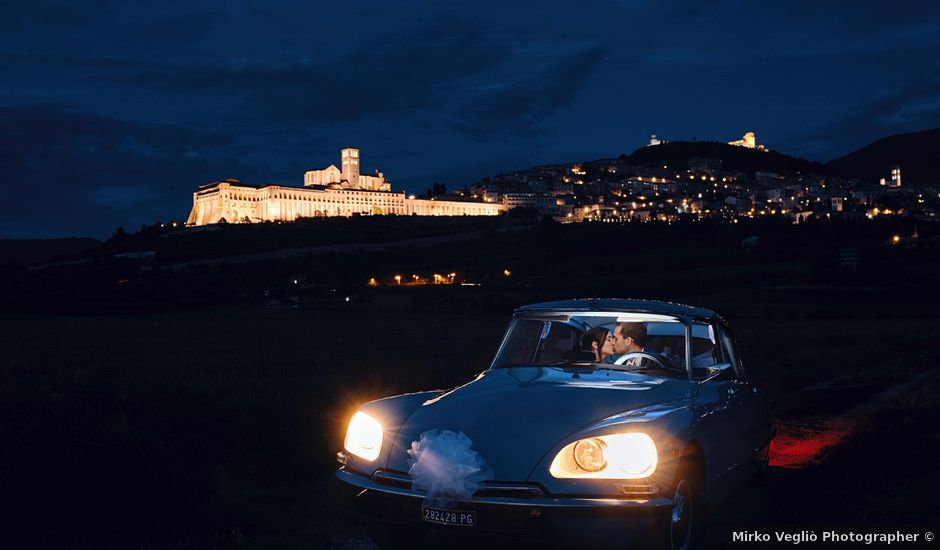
728 131 756 148
648 133 666 146
186 148 506 226
502 192 560 214
879 165 902 187
728 131 766 151
304 147 390 191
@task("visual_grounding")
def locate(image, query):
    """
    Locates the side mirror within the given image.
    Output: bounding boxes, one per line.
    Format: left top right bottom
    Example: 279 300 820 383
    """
700 362 734 383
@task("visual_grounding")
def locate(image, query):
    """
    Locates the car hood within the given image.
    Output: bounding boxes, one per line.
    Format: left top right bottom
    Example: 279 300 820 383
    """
385 367 695 481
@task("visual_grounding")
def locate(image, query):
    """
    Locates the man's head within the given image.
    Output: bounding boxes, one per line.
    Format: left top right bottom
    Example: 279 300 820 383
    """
611 322 646 355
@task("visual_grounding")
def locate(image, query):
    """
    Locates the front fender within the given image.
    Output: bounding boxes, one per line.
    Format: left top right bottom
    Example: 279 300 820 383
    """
343 390 444 475
528 400 696 498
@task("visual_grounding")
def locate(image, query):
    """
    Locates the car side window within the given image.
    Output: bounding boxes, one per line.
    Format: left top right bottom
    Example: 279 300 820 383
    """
689 322 719 370
717 324 744 379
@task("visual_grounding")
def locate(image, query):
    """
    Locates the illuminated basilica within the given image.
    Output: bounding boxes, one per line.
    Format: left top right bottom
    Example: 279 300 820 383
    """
186 147 505 226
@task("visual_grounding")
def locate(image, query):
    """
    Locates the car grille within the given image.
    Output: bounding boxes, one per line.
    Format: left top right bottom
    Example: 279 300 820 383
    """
370 469 659 498
371 469 547 499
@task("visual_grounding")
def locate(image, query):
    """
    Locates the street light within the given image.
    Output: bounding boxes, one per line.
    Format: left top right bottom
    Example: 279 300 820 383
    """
394 275 402 285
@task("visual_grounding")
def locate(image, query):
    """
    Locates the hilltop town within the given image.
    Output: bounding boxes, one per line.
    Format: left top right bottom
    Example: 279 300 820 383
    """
184 130 940 229
460 130 939 225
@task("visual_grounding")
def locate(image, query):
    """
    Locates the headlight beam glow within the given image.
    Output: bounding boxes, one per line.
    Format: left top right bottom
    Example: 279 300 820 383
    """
343 411 383 461
550 432 657 479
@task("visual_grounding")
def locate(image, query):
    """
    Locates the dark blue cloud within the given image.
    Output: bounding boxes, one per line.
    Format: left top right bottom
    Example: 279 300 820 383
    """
0 104 265 238
450 46 606 138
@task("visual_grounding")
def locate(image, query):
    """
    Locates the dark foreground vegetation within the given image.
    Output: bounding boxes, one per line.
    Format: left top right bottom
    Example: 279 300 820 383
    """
2 215 937 315
2 217 939 548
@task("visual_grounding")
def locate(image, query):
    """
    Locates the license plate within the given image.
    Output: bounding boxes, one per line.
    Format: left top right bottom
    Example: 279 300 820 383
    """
420 503 476 527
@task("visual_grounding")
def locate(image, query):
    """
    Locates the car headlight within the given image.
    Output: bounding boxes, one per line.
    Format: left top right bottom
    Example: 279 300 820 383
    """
549 433 657 479
343 411 383 461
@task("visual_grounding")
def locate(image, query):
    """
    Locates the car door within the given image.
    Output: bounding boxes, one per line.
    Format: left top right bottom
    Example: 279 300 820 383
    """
717 324 772 481
687 322 749 499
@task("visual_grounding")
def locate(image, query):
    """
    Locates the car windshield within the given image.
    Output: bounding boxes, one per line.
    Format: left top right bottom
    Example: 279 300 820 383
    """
490 312 719 378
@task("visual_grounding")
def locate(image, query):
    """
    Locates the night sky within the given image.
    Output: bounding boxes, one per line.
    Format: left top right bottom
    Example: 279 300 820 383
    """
3 1 939 238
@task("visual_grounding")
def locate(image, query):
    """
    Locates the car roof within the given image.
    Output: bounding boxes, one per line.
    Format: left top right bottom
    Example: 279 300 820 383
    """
515 298 721 321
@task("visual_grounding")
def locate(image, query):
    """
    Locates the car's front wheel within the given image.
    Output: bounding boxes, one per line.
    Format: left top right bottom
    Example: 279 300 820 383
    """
670 479 693 550
667 459 706 550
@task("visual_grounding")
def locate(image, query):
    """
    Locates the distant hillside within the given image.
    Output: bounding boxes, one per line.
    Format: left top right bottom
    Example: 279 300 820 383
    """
826 128 940 185
624 141 828 176
0 238 102 265
104 216 529 263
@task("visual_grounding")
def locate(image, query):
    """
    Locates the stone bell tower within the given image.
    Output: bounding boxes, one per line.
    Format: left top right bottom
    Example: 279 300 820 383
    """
341 147 360 187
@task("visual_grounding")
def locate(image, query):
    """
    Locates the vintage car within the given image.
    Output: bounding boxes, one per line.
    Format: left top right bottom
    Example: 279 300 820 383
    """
336 299 774 549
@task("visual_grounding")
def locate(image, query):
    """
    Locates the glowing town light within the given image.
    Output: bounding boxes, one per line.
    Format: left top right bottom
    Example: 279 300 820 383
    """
368 277 377 286
394 275 402 284
503 269 512 277
892 235 901 245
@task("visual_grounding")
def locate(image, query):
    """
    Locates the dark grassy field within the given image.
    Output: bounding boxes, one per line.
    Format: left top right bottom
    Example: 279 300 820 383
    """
2 297 939 548
0 304 506 548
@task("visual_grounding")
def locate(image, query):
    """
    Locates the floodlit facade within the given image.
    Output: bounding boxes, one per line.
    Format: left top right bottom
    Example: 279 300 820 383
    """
728 131 757 148
185 148 506 226
728 131 767 151
890 165 902 187
303 147 390 191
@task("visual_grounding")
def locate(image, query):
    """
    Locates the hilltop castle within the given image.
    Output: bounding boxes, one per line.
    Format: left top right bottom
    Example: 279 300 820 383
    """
727 131 766 151
648 131 767 151
185 148 505 226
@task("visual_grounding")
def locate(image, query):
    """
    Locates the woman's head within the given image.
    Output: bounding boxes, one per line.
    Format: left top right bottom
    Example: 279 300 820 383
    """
581 327 613 362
